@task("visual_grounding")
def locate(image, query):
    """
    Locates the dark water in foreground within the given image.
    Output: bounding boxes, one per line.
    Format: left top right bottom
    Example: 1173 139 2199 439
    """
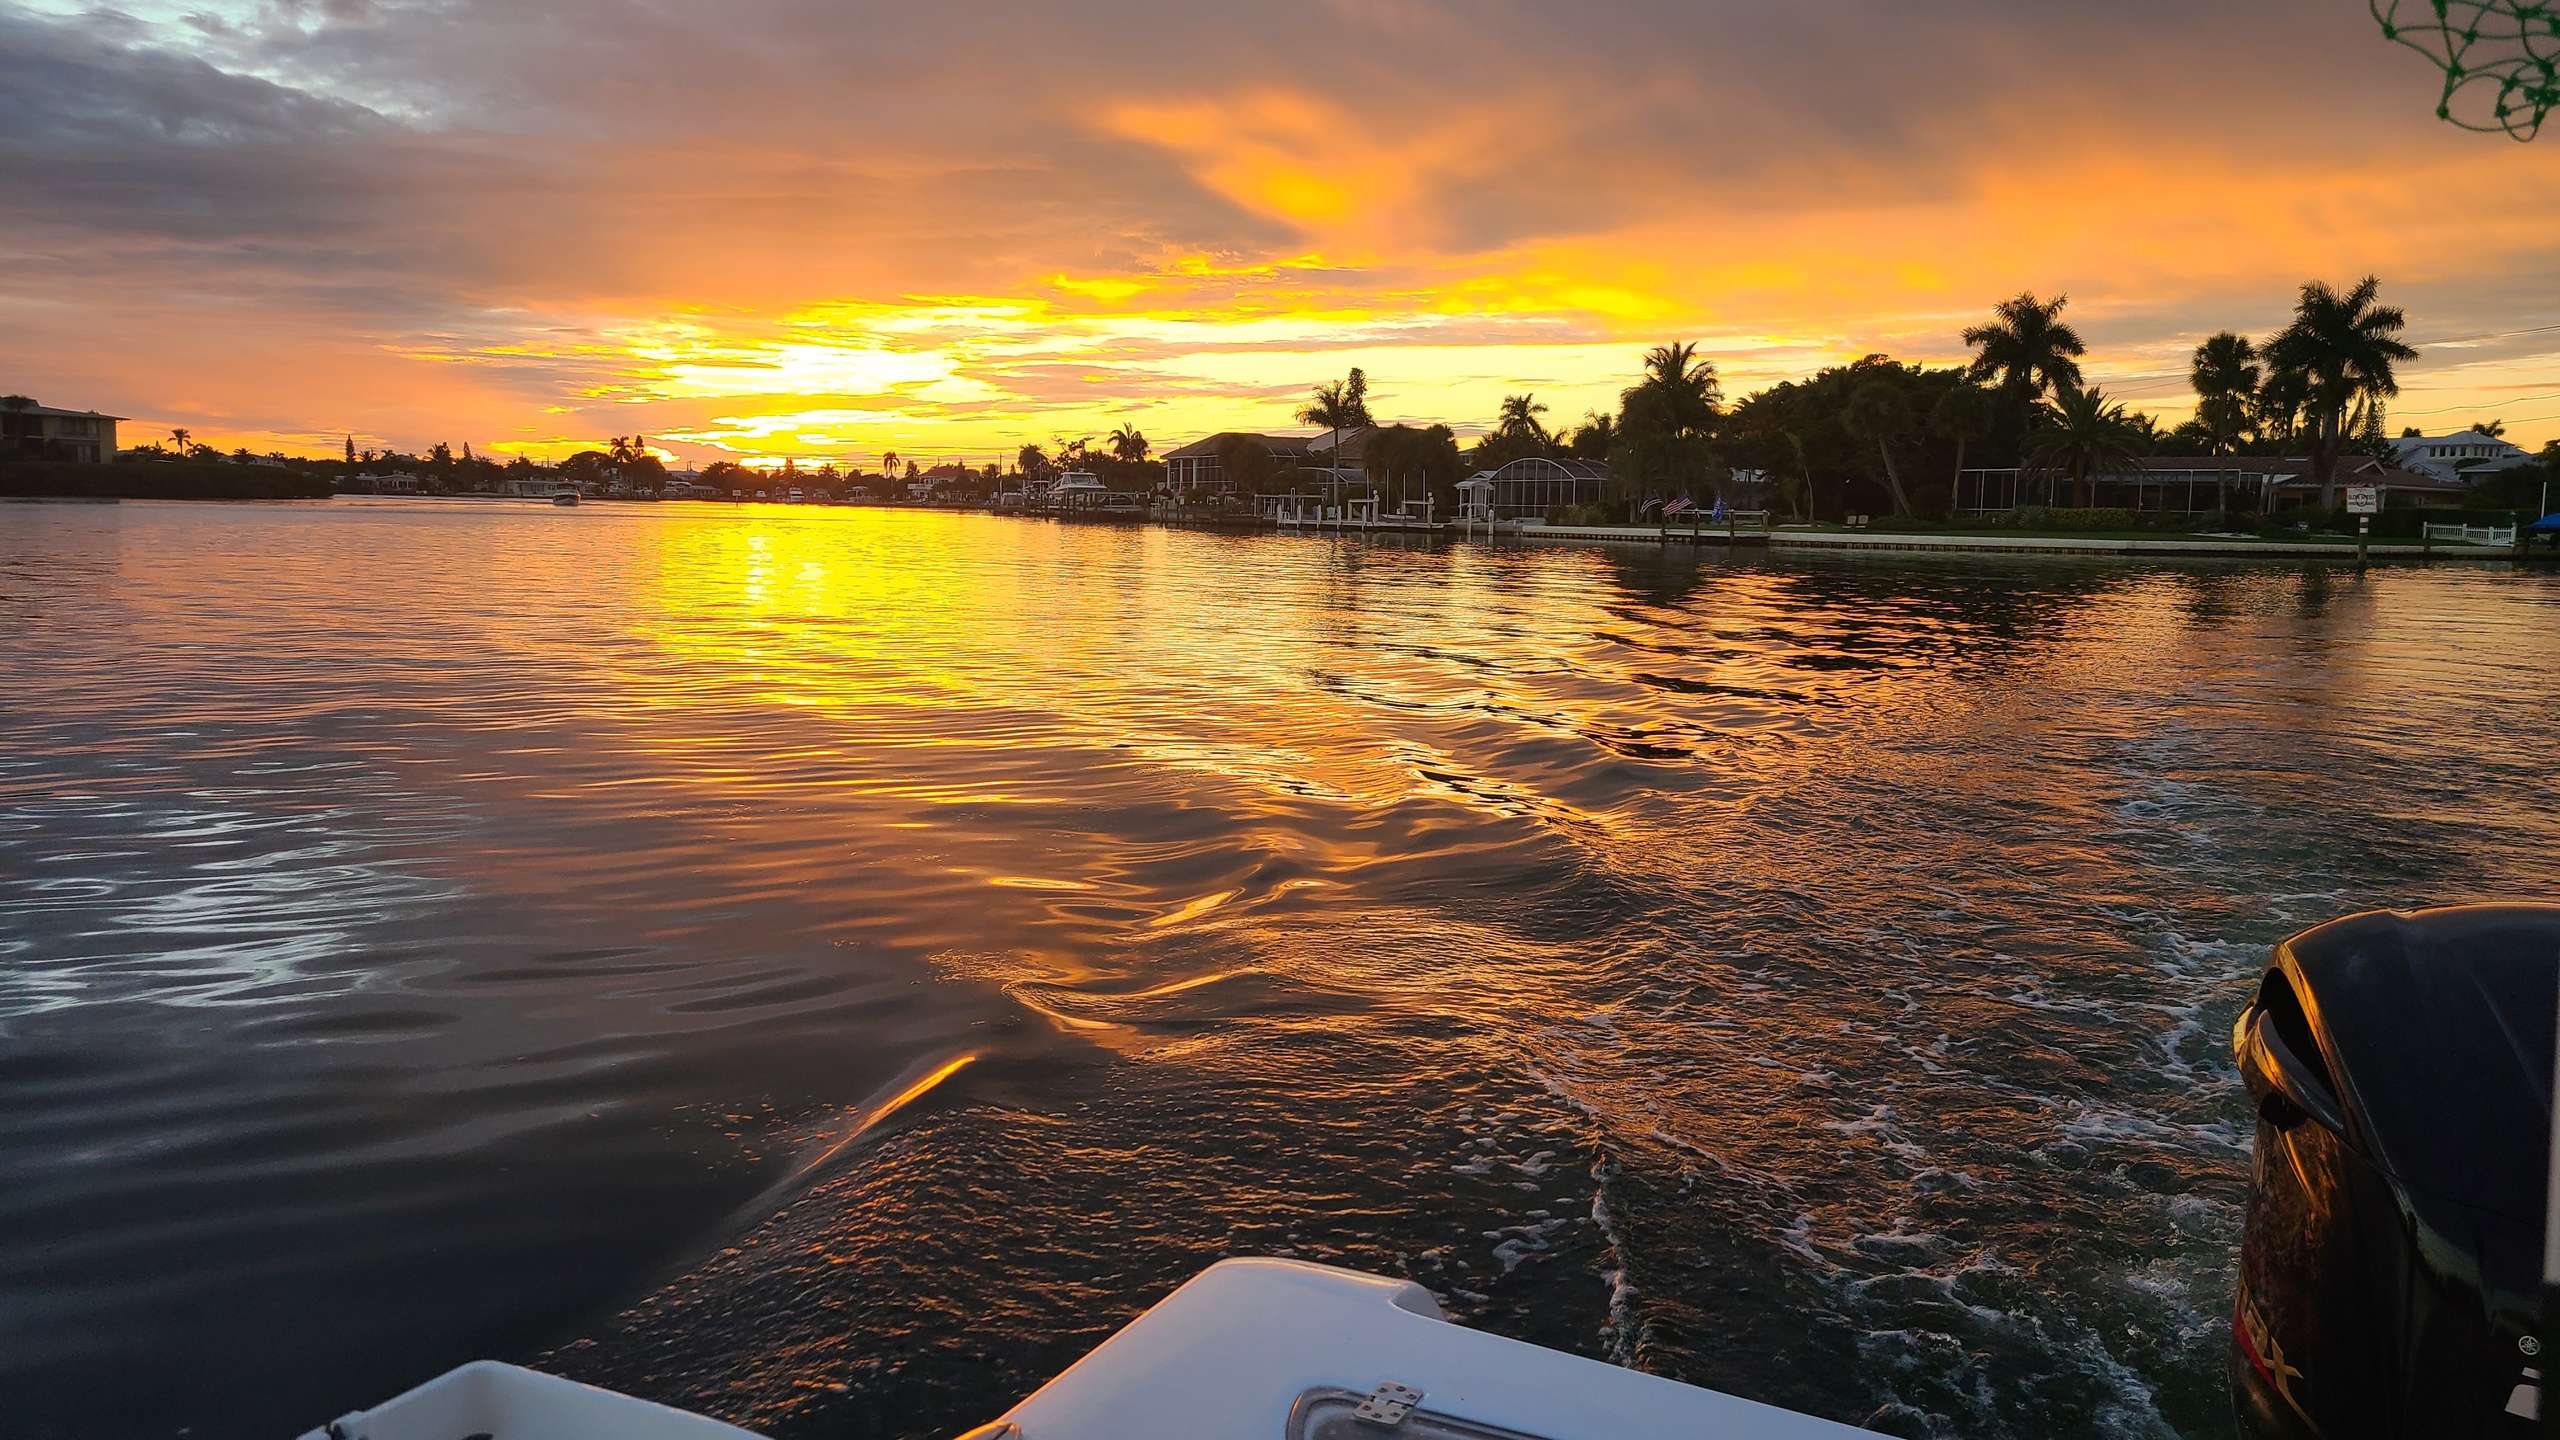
3 500 2555 1439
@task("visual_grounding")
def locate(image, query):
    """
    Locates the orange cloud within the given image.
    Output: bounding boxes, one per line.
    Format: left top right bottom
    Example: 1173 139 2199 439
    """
10 1 2560 460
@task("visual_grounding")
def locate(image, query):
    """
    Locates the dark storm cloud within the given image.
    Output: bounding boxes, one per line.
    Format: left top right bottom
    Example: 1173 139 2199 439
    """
0 0 2465 284
0 8 376 149
0 7 389 241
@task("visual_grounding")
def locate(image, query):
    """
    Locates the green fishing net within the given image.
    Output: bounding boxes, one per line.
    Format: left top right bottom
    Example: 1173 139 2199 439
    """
2374 0 2560 138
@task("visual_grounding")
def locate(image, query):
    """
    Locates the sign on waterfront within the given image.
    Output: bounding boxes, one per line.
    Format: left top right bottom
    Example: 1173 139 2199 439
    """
2345 485 2381 515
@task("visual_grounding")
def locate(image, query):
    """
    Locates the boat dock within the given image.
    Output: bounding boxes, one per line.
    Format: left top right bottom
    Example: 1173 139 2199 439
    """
1249 513 2522 562
1000 499 2533 563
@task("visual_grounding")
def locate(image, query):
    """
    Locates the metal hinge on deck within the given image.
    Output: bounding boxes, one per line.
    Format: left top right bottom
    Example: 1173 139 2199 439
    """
1353 1381 1427 1428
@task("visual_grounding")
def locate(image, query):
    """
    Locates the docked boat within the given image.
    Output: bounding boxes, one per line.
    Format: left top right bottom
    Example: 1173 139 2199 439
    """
297 1257 1866 1439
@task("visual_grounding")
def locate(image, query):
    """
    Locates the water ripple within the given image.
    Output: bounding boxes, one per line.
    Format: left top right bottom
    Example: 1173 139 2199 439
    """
2 501 2555 1440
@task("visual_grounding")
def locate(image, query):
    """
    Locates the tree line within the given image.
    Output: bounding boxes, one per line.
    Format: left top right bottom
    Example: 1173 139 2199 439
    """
64 273 2549 523
1238 275 2497 524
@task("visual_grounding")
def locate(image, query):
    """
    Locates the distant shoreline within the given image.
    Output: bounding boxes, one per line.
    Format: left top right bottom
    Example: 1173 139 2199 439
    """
27 485 2544 565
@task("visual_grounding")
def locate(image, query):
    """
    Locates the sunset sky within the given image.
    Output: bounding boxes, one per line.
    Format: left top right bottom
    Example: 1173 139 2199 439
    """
6 0 2559 466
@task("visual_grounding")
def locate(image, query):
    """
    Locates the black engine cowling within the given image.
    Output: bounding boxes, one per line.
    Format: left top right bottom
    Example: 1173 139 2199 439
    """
2231 905 2560 1437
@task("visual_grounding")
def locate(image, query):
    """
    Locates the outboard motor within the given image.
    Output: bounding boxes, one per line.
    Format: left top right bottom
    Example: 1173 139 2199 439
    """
2231 905 2560 1437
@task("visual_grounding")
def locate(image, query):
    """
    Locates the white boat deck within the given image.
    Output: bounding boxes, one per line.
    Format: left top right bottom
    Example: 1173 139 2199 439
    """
994 1258 1867 1440
296 1361 758 1440
299 1258 1870 1440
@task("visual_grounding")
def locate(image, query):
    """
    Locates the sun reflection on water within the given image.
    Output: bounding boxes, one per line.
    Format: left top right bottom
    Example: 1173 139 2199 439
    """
2 501 2555 1440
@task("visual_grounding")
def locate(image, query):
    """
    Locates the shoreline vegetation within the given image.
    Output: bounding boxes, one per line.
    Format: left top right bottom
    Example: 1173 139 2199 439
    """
0 459 330 502
9 279 2555 540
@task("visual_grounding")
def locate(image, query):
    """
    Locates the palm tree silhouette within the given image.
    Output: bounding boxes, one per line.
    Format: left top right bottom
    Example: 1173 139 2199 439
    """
2025 383 2148 508
1495 392 1550 442
1964 294 2086 407
1621 342 1720 438
1572 411 1617 458
2189 332 2261 456
2265 276 2416 506
170 427 191 457
1928 385 1996 498
1296 368 1373 498
1109 425 1149 462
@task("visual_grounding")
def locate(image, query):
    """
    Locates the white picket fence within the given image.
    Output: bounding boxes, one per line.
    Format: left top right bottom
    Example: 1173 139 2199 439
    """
2423 522 2516 546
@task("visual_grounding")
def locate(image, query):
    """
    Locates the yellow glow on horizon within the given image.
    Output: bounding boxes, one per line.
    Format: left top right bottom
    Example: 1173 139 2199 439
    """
138 93 2560 462
1053 274 1150 301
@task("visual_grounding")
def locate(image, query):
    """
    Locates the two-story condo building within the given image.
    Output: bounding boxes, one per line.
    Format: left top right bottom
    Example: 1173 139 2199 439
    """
1 401 122 464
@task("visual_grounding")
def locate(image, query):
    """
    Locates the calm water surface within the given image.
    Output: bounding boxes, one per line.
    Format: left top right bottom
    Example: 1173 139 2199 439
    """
4 500 2556 1439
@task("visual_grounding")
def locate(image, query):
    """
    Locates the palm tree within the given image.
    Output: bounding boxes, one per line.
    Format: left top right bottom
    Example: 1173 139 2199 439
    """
1620 341 1721 439
1495 392 1550 442
2188 332 2260 516
1838 381 1916 516
1109 425 1149 462
2251 367 2310 453
1296 368 1374 499
880 450 901 479
1570 411 1617 459
2024 383 2148 508
2264 275 2416 506
2189 332 2260 456
1928 384 1996 501
1963 293 2086 409
170 427 191 456
1645 340 1718 393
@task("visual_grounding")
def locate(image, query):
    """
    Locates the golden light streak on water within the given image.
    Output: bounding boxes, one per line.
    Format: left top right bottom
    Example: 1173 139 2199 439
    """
2 499 2555 1440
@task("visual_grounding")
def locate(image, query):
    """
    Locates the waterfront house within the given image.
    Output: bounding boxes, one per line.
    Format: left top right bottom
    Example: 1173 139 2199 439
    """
1 401 122 464
2391 429 2533 484
1956 455 2465 514
1161 433 1316 493
1302 426 1370 477
2262 456 2466 510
